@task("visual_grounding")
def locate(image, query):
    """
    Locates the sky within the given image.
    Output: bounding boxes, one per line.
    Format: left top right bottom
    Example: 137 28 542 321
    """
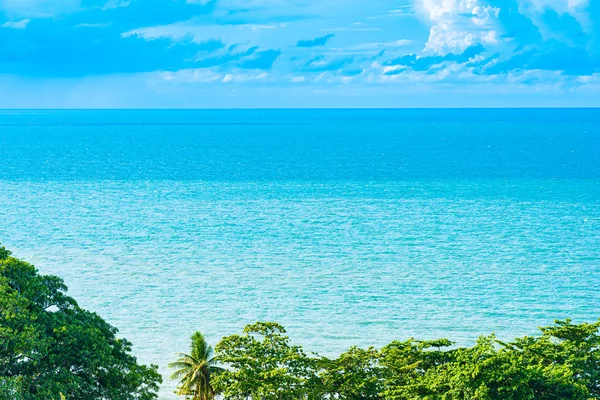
0 0 599 107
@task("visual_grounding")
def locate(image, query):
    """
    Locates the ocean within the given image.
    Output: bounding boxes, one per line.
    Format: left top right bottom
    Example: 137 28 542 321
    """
1 109 599 398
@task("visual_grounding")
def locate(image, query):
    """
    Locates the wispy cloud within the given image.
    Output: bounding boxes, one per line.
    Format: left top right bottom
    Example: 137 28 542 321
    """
386 5 415 17
351 39 413 50
0 0 598 107
1 19 30 29
239 49 281 69
75 22 112 28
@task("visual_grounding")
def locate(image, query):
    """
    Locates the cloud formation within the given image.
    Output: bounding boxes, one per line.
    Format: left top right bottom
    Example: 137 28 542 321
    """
1 18 29 28
406 0 599 80
0 0 599 106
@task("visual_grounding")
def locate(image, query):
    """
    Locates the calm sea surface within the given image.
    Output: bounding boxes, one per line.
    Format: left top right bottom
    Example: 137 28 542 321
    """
1 109 599 398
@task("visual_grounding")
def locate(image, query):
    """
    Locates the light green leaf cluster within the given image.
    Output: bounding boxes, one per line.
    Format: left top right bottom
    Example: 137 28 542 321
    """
178 319 600 400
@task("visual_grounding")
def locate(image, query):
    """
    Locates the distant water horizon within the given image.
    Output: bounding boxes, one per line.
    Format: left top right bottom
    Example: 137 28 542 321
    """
2 107 600 110
1 109 599 398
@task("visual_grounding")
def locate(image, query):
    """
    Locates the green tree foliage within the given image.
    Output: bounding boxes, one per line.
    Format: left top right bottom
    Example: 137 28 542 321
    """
0 245 162 400
211 322 317 399
316 346 383 399
0 376 25 400
381 335 589 400
208 320 600 400
169 331 224 400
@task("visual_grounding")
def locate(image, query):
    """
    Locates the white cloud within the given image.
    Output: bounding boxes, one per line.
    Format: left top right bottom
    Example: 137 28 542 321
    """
75 22 112 28
221 71 268 83
387 5 415 16
2 18 30 29
161 69 270 84
517 0 593 39
520 0 589 15
416 0 594 55
162 69 223 83
238 24 282 31
418 0 502 54
382 65 405 73
352 39 413 50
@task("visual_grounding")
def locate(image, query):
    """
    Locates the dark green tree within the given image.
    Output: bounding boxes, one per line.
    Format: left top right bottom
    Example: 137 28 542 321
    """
0 244 162 400
379 337 454 399
212 322 317 399
206 319 600 399
380 331 593 400
500 319 600 398
316 346 383 400
169 331 224 400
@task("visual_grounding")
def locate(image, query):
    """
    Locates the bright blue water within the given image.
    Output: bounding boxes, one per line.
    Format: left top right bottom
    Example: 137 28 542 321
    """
0 109 599 399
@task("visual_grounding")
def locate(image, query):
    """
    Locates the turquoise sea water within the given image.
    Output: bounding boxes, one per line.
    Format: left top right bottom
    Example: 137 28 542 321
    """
1 109 599 398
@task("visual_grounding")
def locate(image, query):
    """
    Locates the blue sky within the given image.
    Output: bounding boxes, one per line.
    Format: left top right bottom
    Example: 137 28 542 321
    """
0 0 599 107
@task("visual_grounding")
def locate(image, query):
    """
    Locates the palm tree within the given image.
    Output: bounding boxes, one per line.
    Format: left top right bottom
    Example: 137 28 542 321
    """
169 332 224 400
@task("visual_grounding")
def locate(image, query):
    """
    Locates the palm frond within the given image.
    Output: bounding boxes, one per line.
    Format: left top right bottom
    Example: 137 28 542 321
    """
168 361 194 370
170 330 223 400
170 368 192 380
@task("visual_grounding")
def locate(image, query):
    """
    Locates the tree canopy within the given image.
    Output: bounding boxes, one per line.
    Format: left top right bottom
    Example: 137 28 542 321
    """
0 245 162 400
212 322 316 400
208 319 600 400
4 243 599 400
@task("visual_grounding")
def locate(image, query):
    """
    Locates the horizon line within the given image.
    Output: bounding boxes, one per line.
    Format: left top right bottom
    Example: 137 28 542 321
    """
1 106 600 111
